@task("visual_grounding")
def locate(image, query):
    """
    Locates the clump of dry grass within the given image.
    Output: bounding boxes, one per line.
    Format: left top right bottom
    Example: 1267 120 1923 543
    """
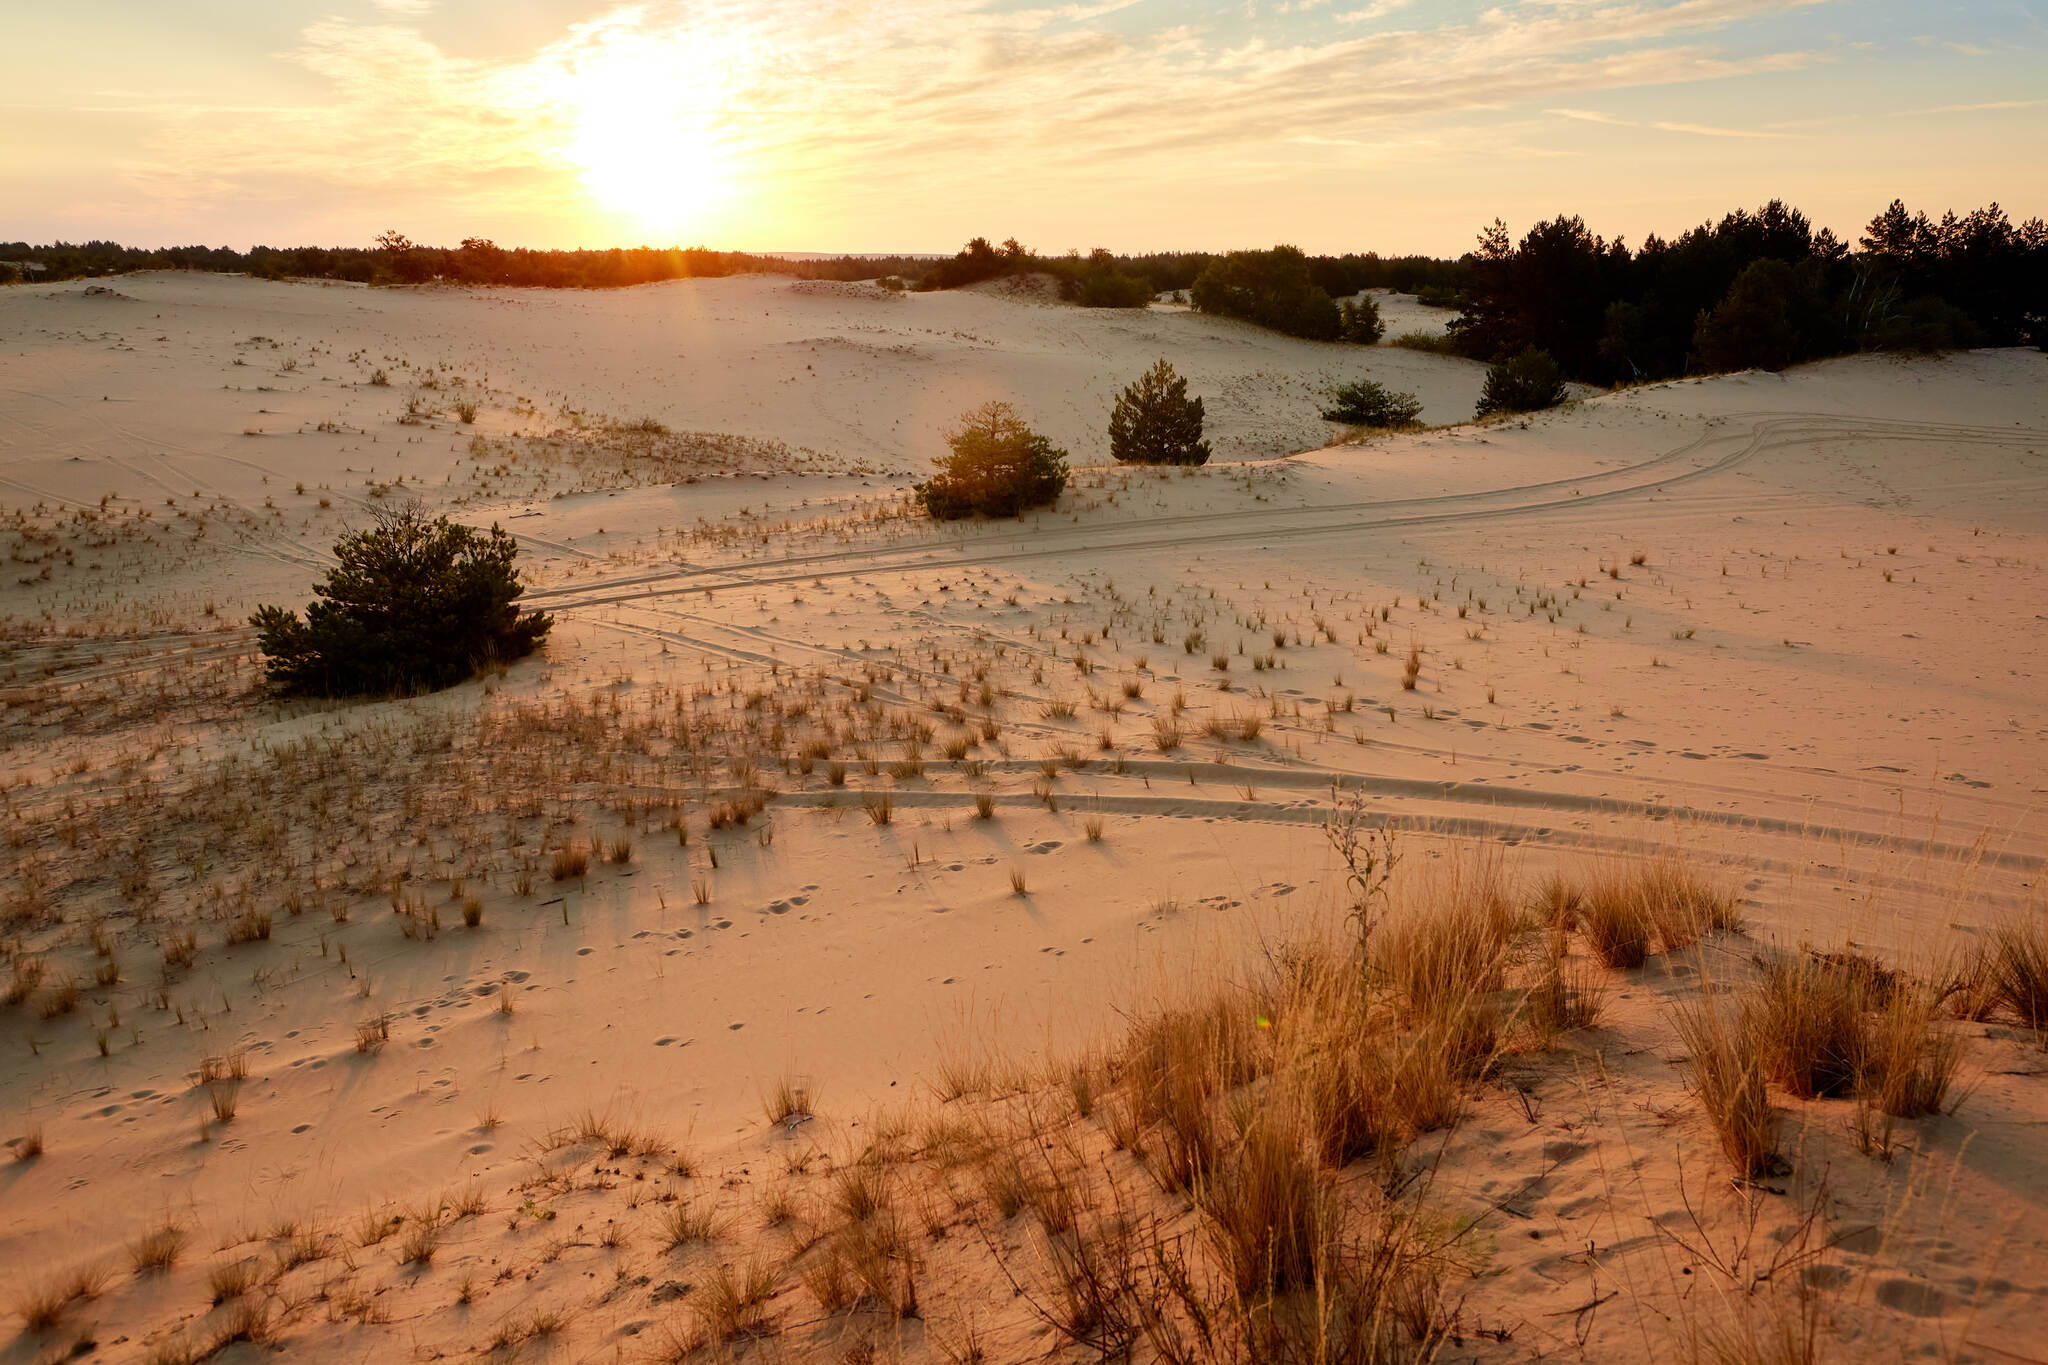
1580 875 1651 968
207 1258 257 1304
1195 1105 1335 1295
398 1214 440 1265
1745 956 1868 1099
761 1074 812 1127
657 1199 721 1249
1525 924 1605 1040
696 1257 778 1341
14 1262 108 1332
1671 997 1779 1177
1578 855 1739 967
549 846 589 881
129 1222 187 1273
224 909 272 945
211 1295 274 1348
355 1014 391 1052
1990 917 2048 1029
1635 853 1743 947
1864 979 1965 1118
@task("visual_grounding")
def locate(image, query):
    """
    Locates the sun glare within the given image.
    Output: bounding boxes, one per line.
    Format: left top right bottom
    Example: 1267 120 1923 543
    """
556 41 731 235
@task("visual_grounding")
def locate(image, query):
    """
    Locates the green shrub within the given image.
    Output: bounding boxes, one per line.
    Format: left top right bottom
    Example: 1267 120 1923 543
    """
1190 246 1341 341
1475 347 1566 418
1320 379 1421 428
1338 296 1384 344
252 506 551 696
1689 258 1825 373
1074 252 1154 308
1871 296 1984 354
1109 359 1210 465
1385 330 1461 356
914 402 1069 519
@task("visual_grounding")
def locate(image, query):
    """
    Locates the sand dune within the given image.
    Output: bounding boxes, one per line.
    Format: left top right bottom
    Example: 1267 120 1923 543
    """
1 274 2044 1362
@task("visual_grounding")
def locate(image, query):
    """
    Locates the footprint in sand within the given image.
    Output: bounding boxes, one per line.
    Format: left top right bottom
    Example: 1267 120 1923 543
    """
1874 1278 1948 1317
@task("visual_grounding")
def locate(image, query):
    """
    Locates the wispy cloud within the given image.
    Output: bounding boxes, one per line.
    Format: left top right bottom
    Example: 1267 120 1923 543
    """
1549 105 1795 138
48 0 1937 243
1651 119 1792 138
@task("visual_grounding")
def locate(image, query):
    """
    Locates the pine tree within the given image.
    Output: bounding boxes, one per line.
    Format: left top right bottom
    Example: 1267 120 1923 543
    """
1108 359 1210 466
914 403 1069 519
252 505 550 696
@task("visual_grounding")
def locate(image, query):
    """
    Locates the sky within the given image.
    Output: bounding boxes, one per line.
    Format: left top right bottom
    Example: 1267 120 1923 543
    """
5 0 2045 257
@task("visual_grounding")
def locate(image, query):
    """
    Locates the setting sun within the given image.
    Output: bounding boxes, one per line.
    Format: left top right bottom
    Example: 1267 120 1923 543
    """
554 39 731 234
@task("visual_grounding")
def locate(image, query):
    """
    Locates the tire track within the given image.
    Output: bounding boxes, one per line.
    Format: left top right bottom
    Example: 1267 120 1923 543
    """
535 414 2047 612
523 412 2044 607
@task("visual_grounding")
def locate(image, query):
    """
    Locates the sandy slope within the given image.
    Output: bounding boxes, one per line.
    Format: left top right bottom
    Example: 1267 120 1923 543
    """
0 274 2044 1364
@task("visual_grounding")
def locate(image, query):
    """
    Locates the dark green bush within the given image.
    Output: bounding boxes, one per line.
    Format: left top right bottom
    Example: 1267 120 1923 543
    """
1074 250 1155 308
1871 296 1984 353
1475 347 1566 418
1190 246 1342 341
1109 359 1210 465
252 506 551 696
914 403 1069 519
1320 379 1421 428
1690 258 1823 373
1338 296 1384 344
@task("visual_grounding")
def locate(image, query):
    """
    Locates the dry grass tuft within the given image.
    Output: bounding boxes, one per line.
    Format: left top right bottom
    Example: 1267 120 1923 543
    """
1864 978 1965 1119
398 1215 440 1265
129 1222 187 1273
1580 874 1652 968
1990 917 2048 1029
207 1258 257 1304
1745 956 1868 1099
1671 997 1779 1177
355 1014 390 1052
696 1257 778 1341
1580 855 1741 967
761 1074 813 1127
657 1200 721 1249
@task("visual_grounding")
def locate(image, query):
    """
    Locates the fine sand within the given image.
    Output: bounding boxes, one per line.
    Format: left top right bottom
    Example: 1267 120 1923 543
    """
1 272 2044 1363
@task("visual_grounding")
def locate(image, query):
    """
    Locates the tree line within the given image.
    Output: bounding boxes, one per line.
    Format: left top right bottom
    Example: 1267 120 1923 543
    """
7 198 2041 375
1444 199 2046 381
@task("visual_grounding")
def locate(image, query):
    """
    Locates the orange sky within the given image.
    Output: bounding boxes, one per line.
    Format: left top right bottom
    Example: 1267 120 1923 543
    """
5 0 2044 255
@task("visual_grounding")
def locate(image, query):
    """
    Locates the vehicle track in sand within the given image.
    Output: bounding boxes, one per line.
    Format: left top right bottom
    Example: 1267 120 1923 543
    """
577 599 2038 885
533 414 2047 611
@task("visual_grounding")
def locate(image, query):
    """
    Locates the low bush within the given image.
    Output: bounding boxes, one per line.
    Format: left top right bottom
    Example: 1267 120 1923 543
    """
1474 347 1566 417
1320 379 1422 428
252 505 551 696
1385 330 1462 356
1338 295 1384 343
914 402 1068 519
